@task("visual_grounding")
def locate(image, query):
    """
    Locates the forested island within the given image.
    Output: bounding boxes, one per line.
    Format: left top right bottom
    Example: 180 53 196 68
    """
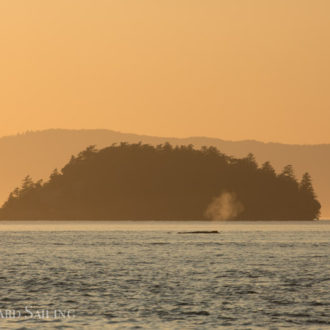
0 143 321 220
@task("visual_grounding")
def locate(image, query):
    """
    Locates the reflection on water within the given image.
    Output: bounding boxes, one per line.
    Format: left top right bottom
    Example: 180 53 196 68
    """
0 221 329 329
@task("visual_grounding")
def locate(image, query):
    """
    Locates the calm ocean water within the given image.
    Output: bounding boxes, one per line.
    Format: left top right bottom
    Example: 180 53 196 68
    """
0 221 329 329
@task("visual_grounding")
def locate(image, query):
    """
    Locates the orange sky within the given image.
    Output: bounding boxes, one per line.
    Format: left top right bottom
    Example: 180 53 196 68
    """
1 0 330 144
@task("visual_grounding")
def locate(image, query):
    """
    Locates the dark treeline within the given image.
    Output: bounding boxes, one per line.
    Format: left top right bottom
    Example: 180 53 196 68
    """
0 143 321 220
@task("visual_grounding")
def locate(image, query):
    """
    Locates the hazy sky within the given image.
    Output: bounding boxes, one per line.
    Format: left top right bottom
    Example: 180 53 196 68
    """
1 0 330 144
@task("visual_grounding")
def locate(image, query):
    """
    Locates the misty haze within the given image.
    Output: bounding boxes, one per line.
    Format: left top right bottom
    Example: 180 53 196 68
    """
1 0 330 328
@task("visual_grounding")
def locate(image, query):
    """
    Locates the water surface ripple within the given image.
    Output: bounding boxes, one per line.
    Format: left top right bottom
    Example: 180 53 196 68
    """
0 221 329 329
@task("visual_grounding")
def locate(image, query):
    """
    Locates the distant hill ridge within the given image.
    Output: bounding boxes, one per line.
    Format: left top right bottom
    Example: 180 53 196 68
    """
0 129 329 218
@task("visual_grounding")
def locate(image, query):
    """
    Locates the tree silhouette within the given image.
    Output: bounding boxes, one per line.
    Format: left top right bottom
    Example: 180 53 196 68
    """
0 143 321 221
280 165 295 179
300 172 315 197
261 161 276 176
